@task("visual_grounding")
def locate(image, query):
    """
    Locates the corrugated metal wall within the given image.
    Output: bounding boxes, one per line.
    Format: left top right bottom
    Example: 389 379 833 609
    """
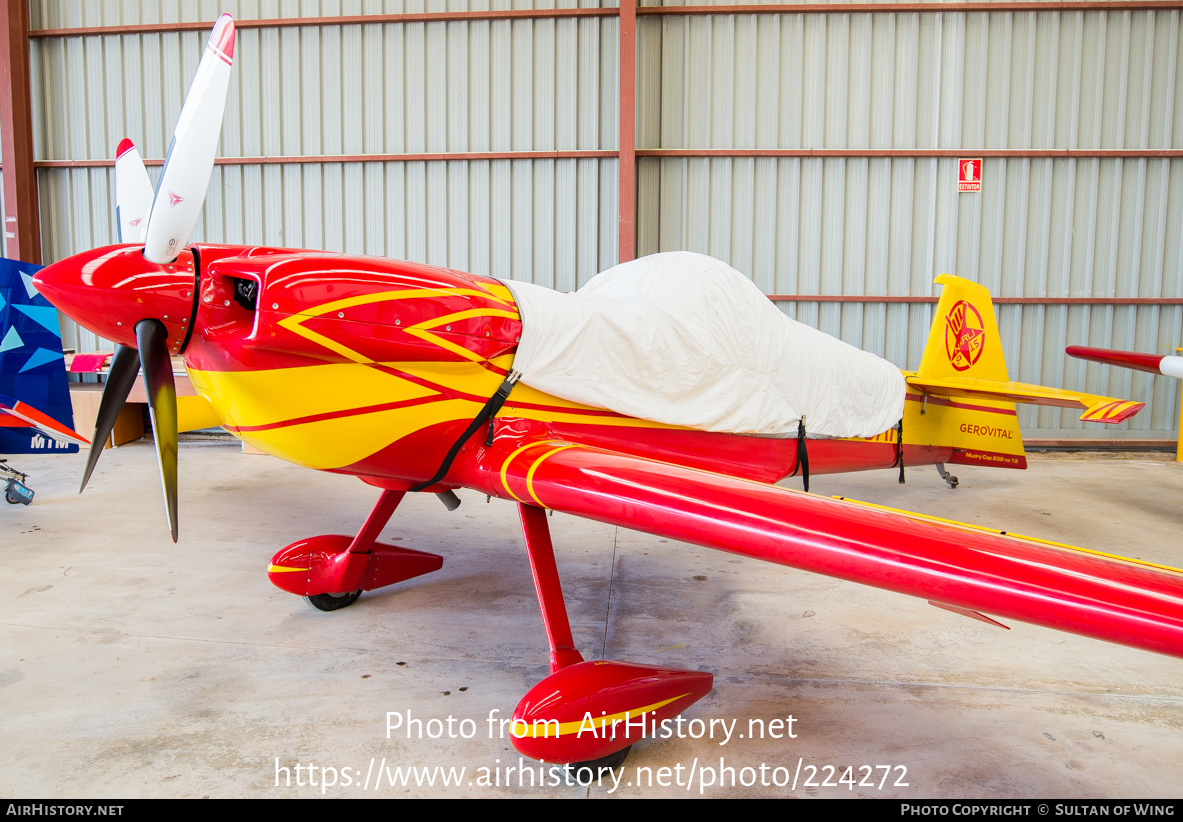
28 0 616 29
25 3 1183 439
636 8 1183 438
30 7 621 354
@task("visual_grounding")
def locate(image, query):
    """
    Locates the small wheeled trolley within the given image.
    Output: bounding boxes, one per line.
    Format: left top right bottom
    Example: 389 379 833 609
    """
1 459 34 505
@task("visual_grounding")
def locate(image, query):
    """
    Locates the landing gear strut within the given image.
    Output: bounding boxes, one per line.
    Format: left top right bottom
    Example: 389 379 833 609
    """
268 488 443 607
936 463 959 489
510 502 712 767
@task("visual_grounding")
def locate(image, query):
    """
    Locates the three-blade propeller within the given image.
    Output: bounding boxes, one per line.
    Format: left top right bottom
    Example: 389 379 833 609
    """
80 14 236 542
113 140 153 243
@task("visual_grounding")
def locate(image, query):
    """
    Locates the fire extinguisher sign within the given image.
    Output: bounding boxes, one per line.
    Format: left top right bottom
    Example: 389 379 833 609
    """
958 158 982 192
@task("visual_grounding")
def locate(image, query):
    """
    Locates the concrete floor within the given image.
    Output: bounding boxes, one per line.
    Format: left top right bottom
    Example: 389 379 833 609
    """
2 442 1182 798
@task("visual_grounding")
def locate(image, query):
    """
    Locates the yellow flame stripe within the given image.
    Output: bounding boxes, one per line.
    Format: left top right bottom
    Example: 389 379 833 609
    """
403 308 521 363
277 288 461 364
402 327 485 363
279 289 520 364
515 693 690 739
407 307 521 328
297 287 513 317
479 281 516 305
277 314 373 364
267 564 308 573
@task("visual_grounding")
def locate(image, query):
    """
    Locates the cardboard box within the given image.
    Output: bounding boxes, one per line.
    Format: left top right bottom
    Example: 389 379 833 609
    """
69 384 144 449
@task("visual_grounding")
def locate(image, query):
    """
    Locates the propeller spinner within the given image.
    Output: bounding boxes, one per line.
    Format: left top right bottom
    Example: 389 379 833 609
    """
33 14 236 542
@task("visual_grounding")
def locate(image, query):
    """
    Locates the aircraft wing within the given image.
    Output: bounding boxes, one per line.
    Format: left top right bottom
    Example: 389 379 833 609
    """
1067 345 1183 380
905 374 1144 423
470 440 1183 658
0 394 90 446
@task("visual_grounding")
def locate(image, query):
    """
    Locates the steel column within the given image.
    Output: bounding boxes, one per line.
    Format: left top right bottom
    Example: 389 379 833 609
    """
0 0 39 264
618 0 637 264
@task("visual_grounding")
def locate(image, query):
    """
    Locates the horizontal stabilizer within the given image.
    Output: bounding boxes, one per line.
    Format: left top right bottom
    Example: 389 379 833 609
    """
1079 398 1146 424
906 374 1144 424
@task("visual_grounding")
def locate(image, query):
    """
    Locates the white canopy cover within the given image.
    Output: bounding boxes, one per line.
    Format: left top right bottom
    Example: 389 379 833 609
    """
502 252 906 439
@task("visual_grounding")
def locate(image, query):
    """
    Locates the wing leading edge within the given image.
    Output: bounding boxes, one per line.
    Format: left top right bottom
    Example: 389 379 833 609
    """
458 439 1183 659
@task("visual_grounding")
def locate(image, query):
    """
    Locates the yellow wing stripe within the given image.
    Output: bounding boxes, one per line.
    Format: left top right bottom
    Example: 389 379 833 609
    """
500 442 545 502
831 496 1183 576
499 441 579 505
525 445 578 506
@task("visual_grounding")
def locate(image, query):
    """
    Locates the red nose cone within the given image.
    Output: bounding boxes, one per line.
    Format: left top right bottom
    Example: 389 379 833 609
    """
33 244 198 354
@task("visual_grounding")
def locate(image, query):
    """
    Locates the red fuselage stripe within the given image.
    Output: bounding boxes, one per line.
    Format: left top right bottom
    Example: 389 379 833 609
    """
226 395 441 432
366 363 635 419
369 364 490 404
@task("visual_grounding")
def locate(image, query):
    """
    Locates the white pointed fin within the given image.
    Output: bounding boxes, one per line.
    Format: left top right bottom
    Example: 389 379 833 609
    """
0 396 90 446
142 13 235 264
114 139 154 243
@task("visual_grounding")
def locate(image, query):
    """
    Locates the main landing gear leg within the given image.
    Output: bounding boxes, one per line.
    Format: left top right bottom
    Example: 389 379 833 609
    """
267 489 444 610
519 502 585 673
510 503 713 769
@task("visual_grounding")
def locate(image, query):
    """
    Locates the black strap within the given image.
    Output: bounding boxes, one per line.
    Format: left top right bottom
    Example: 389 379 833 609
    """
893 418 905 484
789 417 810 493
410 370 520 493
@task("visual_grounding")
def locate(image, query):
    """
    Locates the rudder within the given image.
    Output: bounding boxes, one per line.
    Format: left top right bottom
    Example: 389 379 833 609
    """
916 274 1010 383
911 275 1026 470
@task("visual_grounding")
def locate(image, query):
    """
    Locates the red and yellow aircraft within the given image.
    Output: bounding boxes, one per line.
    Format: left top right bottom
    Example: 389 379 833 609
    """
32 15 1183 767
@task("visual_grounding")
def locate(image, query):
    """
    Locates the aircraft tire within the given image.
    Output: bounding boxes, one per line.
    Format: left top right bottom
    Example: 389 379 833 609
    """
304 590 362 611
570 744 632 778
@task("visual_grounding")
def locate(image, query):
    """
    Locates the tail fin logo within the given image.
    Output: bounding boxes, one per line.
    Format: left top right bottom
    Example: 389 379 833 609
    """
945 300 986 371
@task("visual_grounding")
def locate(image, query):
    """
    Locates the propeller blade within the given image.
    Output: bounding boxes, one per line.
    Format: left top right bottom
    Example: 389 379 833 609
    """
142 13 235 264
80 344 141 494
135 320 179 543
114 139 154 243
